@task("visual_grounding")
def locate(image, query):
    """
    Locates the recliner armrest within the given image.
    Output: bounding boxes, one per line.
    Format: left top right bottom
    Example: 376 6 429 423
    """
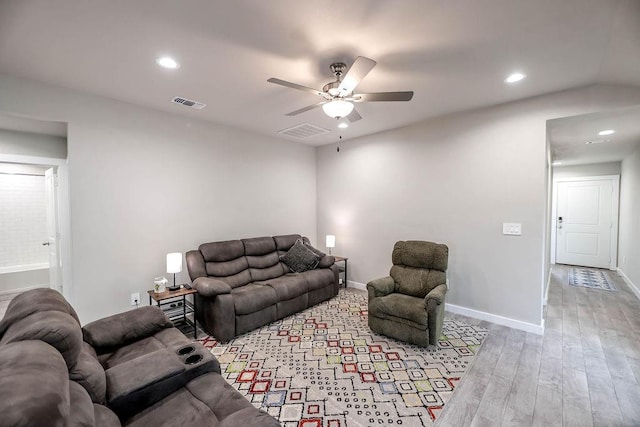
83 306 173 351
367 276 395 299
425 284 447 305
193 277 232 298
317 255 335 268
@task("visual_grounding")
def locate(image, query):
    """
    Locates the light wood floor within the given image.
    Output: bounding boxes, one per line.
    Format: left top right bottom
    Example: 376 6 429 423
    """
437 264 640 427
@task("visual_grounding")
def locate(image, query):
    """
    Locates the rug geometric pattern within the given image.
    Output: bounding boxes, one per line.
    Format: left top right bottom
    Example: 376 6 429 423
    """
199 290 487 426
569 267 616 291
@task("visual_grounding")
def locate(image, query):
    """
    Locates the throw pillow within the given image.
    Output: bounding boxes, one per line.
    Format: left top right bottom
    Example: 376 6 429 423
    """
280 239 321 272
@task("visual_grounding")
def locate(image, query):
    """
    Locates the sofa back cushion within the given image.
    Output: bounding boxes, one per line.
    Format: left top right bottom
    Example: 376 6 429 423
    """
0 340 72 426
0 308 83 369
390 241 448 298
0 288 80 337
200 240 251 288
243 237 285 281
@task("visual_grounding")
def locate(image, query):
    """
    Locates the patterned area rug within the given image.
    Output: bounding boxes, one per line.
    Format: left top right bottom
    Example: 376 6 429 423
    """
569 267 616 291
199 290 487 426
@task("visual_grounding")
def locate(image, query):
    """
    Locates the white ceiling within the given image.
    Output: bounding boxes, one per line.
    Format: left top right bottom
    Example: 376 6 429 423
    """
549 106 640 166
0 0 639 146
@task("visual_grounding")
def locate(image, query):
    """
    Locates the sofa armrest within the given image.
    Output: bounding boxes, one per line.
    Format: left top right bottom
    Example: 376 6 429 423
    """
82 306 172 351
367 276 395 300
425 284 447 306
317 255 335 268
192 277 232 298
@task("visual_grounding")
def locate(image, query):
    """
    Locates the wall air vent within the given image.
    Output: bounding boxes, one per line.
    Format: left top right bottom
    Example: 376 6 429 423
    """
277 123 331 139
171 96 207 110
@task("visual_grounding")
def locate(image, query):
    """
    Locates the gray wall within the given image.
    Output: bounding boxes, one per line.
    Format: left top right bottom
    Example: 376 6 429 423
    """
553 161 621 179
317 84 640 328
0 74 317 323
619 146 640 287
0 128 67 159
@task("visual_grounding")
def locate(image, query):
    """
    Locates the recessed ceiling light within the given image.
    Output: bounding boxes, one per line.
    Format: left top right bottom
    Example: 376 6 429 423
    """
156 56 179 69
505 72 526 83
598 129 615 136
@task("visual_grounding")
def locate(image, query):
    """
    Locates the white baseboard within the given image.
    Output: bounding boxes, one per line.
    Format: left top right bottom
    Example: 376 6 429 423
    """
0 284 49 296
617 268 640 300
346 281 367 291
445 303 544 335
348 280 544 335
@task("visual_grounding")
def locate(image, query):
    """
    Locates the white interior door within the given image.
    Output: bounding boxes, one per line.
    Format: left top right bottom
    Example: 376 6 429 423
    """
555 178 617 269
44 168 61 292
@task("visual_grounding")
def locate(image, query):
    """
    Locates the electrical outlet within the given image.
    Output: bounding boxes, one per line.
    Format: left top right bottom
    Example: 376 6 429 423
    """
446 279 450 289
130 292 140 306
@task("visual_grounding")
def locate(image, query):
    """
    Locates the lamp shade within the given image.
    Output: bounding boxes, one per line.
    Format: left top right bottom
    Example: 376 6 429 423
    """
326 235 336 248
166 252 182 274
322 100 354 118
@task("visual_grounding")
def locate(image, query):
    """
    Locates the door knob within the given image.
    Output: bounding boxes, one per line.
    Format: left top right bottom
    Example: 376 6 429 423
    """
42 242 50 246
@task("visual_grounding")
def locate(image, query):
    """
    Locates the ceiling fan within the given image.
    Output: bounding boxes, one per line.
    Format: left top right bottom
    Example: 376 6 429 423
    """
267 56 413 123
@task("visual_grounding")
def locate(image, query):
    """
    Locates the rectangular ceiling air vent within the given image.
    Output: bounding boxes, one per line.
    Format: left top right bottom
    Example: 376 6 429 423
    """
278 123 331 139
171 96 207 110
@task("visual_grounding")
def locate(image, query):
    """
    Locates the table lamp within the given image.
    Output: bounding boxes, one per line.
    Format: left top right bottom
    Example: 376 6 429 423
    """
166 252 182 288
326 235 335 255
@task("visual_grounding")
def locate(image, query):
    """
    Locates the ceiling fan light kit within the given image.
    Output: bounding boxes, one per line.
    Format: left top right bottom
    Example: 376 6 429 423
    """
322 99 354 119
268 56 413 124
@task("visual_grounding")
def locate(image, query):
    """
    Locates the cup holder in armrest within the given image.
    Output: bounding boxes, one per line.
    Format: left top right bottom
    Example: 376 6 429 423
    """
176 345 195 356
185 354 203 365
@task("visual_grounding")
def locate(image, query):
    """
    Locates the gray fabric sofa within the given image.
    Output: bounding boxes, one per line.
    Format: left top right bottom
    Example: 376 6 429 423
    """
367 240 449 347
186 234 339 342
0 288 280 426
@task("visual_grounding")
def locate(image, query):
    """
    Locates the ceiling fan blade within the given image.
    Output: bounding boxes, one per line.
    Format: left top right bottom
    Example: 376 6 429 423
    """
354 91 414 102
347 108 362 123
267 78 325 97
337 56 377 96
285 101 327 116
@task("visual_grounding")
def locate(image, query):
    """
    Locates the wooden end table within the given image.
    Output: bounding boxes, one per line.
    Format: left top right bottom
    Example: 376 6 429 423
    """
148 287 198 339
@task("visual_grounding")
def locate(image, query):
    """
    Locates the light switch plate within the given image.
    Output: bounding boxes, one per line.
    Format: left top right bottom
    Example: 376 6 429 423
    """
503 223 522 235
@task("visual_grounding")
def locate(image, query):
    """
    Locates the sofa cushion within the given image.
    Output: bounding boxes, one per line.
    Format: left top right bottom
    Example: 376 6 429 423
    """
368 293 427 329
242 236 276 255
274 234 302 254
205 256 249 277
302 268 336 292
200 240 245 262
231 284 277 315
70 343 107 404
0 341 71 427
0 310 83 369
280 239 320 273
256 274 308 301
0 288 80 337
391 265 446 298
392 240 448 271
69 380 96 426
99 328 191 369
93 404 121 426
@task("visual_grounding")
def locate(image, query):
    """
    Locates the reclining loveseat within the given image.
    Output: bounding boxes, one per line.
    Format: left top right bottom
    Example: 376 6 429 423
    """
0 288 280 426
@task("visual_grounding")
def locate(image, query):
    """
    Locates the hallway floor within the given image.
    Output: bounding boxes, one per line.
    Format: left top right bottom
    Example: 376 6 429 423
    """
437 265 640 426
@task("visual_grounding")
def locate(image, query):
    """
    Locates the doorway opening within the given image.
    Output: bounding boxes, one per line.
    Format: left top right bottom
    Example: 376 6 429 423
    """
0 115 70 303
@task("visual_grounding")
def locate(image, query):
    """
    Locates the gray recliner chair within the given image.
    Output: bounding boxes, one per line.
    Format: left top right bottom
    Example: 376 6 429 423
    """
367 240 448 347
